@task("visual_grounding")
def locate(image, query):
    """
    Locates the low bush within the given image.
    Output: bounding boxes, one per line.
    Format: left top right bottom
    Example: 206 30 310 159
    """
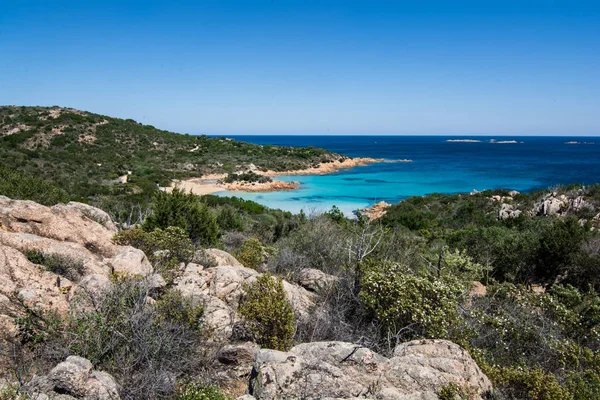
25 251 84 282
222 171 271 184
217 206 244 231
0 164 69 206
437 383 477 400
113 226 194 278
273 215 347 274
67 280 204 399
176 381 230 400
235 237 265 269
155 288 204 332
484 365 573 400
192 249 219 268
0 384 29 400
239 273 295 351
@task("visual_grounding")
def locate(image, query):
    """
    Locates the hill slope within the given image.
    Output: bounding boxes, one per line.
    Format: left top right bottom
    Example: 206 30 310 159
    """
0 105 344 200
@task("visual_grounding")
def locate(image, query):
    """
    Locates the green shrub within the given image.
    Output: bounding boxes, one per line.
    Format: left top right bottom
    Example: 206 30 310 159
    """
536 218 587 282
155 289 204 332
222 171 271 184
239 273 295 351
14 303 62 346
25 251 84 282
360 264 464 342
380 201 438 232
566 370 600 399
192 249 219 268
176 381 230 400
216 206 244 231
439 248 490 283
113 226 194 277
143 189 220 245
0 384 29 400
447 226 539 283
236 237 265 269
325 205 345 223
484 365 573 400
0 164 69 205
437 383 476 400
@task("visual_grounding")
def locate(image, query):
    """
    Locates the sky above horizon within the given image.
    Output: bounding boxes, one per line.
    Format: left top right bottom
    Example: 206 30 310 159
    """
0 0 599 136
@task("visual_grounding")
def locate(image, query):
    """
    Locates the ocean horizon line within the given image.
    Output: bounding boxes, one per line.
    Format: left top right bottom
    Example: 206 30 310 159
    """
205 133 600 138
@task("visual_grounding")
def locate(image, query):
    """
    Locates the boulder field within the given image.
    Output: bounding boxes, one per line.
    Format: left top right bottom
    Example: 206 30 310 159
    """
0 197 493 399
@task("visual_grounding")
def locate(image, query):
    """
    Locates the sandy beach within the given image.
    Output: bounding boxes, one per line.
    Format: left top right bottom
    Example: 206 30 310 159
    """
165 157 407 195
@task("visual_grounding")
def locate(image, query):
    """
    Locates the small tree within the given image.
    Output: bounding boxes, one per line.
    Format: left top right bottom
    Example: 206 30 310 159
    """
143 189 220 245
239 273 295 351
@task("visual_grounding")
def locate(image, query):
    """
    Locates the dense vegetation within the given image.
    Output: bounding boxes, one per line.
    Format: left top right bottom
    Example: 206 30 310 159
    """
0 105 344 214
4 106 600 399
221 171 272 184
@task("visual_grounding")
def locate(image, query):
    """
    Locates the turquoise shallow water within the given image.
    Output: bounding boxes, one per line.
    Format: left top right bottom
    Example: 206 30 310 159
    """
215 136 600 215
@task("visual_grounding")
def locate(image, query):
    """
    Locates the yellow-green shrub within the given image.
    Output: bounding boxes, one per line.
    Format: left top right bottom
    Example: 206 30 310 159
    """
0 384 29 400
176 381 230 400
360 264 464 341
236 237 265 269
483 364 573 400
239 273 295 351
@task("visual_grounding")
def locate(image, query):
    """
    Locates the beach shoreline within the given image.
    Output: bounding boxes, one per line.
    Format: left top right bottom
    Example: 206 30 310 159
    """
165 157 406 195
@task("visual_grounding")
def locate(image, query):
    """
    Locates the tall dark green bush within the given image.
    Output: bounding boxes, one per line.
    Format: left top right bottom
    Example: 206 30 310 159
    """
143 189 220 245
536 218 587 281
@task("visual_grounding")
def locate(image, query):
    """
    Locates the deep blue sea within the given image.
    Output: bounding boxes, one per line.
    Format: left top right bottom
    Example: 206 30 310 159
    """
215 136 600 215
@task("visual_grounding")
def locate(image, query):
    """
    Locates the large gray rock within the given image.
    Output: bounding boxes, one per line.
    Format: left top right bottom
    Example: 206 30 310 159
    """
54 202 117 233
0 196 117 257
296 268 338 292
250 340 492 400
214 342 261 398
110 246 153 277
531 192 595 217
205 248 245 268
498 203 521 220
0 231 111 277
26 356 120 400
543 195 567 216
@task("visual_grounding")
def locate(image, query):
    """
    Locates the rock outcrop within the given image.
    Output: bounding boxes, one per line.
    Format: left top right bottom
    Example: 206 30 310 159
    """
0 197 153 377
532 192 593 217
25 356 120 400
296 268 338 292
174 252 316 341
498 203 521 220
360 201 391 221
249 340 492 400
0 197 153 278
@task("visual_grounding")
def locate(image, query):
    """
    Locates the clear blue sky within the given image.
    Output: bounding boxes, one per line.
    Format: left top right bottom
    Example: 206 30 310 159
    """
1 0 599 135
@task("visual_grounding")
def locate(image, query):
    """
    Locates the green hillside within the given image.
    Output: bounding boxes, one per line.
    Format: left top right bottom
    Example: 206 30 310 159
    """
0 105 344 200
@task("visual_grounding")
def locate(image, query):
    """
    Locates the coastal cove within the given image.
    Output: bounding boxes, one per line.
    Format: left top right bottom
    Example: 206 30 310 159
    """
212 135 600 215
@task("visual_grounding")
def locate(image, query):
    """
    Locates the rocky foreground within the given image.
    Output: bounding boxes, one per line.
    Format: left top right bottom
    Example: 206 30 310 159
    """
0 196 493 399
